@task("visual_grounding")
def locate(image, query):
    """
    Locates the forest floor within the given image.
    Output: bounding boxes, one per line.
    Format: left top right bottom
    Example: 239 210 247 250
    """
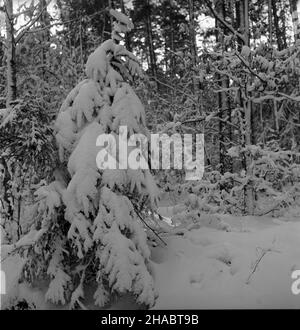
1 209 300 309
151 211 300 309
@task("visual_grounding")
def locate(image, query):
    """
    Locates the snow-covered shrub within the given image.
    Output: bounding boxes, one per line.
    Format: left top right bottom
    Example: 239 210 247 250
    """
169 193 230 231
0 96 56 178
183 144 300 216
19 9 159 309
0 96 56 243
248 144 300 215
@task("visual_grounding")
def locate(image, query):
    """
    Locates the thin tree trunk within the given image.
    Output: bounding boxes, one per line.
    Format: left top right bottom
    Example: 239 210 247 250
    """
0 157 13 224
5 0 16 108
272 0 284 50
17 195 22 240
215 0 230 174
279 1 288 48
244 0 250 46
268 0 273 44
169 2 175 76
120 0 131 51
235 0 254 214
39 0 48 79
145 0 157 79
188 0 198 96
244 0 254 215
289 0 300 40
39 0 50 108
235 0 245 51
108 0 114 37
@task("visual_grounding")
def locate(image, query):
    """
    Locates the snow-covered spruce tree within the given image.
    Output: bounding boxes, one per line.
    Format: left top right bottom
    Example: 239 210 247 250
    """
20 9 159 309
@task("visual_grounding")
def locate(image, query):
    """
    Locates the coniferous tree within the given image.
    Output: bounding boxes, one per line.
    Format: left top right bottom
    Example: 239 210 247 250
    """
21 9 158 309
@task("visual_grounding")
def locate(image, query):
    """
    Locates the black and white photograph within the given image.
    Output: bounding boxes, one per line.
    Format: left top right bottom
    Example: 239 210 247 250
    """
0 0 300 315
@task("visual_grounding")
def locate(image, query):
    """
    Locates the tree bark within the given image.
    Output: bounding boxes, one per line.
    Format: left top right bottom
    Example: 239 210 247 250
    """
169 2 175 76
289 0 300 40
215 0 231 174
244 0 250 46
5 0 17 108
120 0 132 51
145 0 157 79
268 0 273 44
243 0 254 215
39 0 49 76
272 0 285 50
279 1 288 48
235 0 246 51
188 0 198 96
0 157 13 225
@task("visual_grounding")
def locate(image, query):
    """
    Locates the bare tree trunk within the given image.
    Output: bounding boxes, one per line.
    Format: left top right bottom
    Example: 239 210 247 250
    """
39 0 48 78
120 0 132 51
145 0 157 79
235 0 254 214
169 2 175 76
215 0 231 174
272 0 285 50
188 0 198 96
244 0 254 215
237 0 245 49
39 0 50 108
268 0 273 44
279 1 288 48
289 0 300 40
244 0 250 46
5 0 16 108
0 157 13 225
235 0 241 44
108 0 114 37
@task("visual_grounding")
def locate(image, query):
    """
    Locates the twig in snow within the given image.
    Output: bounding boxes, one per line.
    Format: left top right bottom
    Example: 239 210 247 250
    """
134 208 168 247
246 246 280 284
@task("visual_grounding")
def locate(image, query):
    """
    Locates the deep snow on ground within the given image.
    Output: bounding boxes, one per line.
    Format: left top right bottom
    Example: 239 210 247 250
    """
151 214 300 309
1 213 300 309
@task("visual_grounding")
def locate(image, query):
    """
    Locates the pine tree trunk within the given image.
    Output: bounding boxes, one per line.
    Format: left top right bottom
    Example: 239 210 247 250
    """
39 0 50 106
145 0 157 79
188 0 198 96
169 3 175 76
279 1 288 48
235 0 241 43
0 157 13 225
289 0 300 40
236 0 254 214
236 0 244 50
243 0 254 215
39 0 48 78
215 0 230 174
120 0 132 51
268 0 273 44
272 0 285 50
5 0 16 108
244 0 250 46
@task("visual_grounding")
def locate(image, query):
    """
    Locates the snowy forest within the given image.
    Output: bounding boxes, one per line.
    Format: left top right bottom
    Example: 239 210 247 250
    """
0 0 300 310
